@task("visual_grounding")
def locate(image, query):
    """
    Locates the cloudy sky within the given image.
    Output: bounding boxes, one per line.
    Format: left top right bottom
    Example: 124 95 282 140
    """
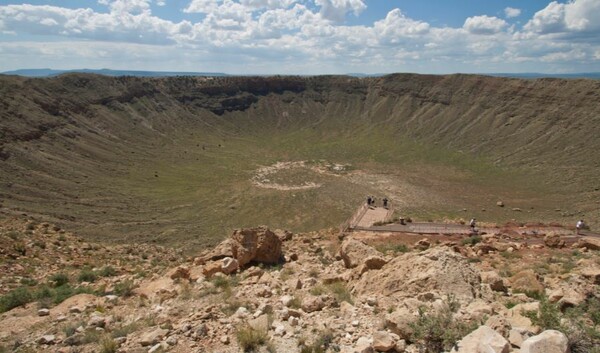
1 0 599 74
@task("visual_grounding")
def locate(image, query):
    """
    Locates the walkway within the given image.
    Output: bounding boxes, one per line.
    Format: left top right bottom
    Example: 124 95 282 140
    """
355 206 391 228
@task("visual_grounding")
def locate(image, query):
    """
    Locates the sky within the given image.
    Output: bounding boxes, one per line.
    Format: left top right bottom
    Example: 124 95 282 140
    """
0 0 599 74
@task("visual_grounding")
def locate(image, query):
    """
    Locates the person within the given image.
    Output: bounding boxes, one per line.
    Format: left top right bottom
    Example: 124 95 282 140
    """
469 218 476 234
366 196 372 206
383 197 389 208
576 220 585 235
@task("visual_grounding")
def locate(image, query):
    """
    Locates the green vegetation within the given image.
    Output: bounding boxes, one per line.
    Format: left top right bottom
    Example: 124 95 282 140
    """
299 330 334 353
98 266 117 277
0 287 32 313
99 336 118 353
236 325 267 352
49 273 70 287
410 296 477 353
523 296 600 353
309 282 353 305
113 280 136 298
78 268 98 283
461 236 482 246
375 243 410 254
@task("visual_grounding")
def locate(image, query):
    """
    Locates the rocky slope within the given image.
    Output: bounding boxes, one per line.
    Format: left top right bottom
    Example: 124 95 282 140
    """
1 218 599 353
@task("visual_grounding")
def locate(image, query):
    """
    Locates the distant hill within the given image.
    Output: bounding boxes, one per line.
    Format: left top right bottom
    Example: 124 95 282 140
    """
489 72 600 79
1 68 228 77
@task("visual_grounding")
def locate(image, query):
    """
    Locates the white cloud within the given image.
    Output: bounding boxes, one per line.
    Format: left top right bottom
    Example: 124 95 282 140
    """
0 1 599 74
504 7 521 18
314 0 366 22
524 0 600 35
463 15 507 35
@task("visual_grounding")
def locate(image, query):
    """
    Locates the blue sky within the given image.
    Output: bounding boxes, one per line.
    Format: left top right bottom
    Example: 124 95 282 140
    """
1 0 599 74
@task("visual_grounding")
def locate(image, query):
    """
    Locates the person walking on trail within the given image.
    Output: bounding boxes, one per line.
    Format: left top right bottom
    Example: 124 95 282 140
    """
366 196 372 206
469 218 476 234
576 220 585 235
383 197 389 208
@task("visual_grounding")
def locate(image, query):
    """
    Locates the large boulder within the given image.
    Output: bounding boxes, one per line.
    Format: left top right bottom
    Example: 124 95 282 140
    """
340 238 382 269
480 271 506 292
231 227 282 267
372 331 396 352
385 307 417 340
451 325 510 353
520 330 569 353
574 237 600 250
544 233 565 248
354 247 481 301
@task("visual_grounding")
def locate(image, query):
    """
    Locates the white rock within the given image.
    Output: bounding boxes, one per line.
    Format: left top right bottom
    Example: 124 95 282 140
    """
451 325 510 353
274 324 286 336
220 335 230 344
372 331 395 352
520 330 568 353
281 295 294 307
36 335 55 345
37 308 50 316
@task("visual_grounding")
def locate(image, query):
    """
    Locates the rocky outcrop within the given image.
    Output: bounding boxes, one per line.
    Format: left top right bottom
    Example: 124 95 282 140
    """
353 247 481 301
231 226 283 266
339 238 382 269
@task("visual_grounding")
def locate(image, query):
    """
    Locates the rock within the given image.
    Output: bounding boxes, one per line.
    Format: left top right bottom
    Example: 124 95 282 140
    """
220 335 230 344
340 238 382 269
485 316 511 339
231 226 283 266
557 289 585 309
355 336 374 353
140 328 169 346
510 270 544 295
88 314 106 328
507 302 540 334
544 233 565 248
355 247 481 301
274 229 293 241
148 342 168 353
509 328 529 348
221 257 239 274
451 325 510 353
359 256 388 275
581 268 600 284
168 266 190 280
202 261 223 278
415 238 431 250
520 330 568 353
166 336 177 346
385 308 416 340
497 201 505 207
574 237 600 250
248 314 270 332
301 295 326 313
274 324 286 336
37 308 50 316
466 300 494 321
280 295 294 307
104 295 119 303
372 331 395 352
37 335 56 345
480 271 506 292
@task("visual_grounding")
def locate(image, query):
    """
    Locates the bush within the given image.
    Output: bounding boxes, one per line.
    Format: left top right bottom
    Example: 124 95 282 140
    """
327 282 353 305
410 296 476 353
99 336 118 353
236 325 267 352
78 268 97 283
461 236 482 246
0 287 33 313
299 330 334 353
113 280 136 298
49 273 70 287
98 266 117 277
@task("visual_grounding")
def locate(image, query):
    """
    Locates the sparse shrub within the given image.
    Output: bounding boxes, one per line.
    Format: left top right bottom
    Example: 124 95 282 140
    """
114 280 136 298
78 268 97 283
7 231 20 240
299 330 334 353
500 251 521 259
62 323 79 337
309 285 326 296
49 273 70 287
99 335 118 353
98 266 117 277
327 282 353 305
288 296 302 309
20 277 37 286
83 330 101 344
515 289 544 301
504 301 518 309
309 269 319 278
461 236 482 246
467 258 481 263
33 240 46 249
12 242 27 256
375 243 409 254
279 267 294 281
410 296 476 353
26 223 36 231
236 325 267 352
111 322 139 338
0 287 33 313
222 298 247 316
